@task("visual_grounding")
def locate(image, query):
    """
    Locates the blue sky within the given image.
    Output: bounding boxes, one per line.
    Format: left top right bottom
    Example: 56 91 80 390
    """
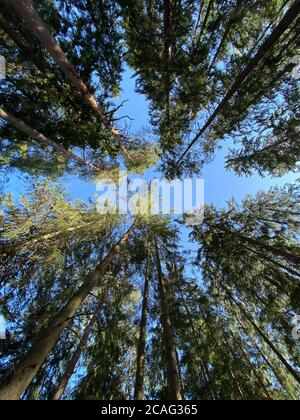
4 68 298 236
64 68 298 206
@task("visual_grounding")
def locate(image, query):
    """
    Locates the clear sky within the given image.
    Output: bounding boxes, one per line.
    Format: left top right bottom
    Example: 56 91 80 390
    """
64 68 298 207
4 68 298 235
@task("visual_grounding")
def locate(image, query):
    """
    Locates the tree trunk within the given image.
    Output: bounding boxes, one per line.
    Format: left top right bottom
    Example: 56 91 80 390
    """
228 329 273 400
0 222 136 400
9 0 133 163
198 305 245 399
177 0 300 164
221 283 300 386
134 252 150 400
0 11 45 73
52 305 101 400
163 0 173 125
197 0 214 42
0 108 103 173
236 317 296 399
179 291 218 400
209 0 243 71
154 241 182 400
0 221 95 258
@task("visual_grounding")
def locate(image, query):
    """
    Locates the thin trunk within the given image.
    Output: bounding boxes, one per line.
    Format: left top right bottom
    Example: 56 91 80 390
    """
179 291 218 400
198 305 245 399
221 283 300 386
237 317 296 398
154 240 182 400
0 108 103 173
9 0 133 162
0 11 45 73
208 0 243 71
177 1 300 164
228 329 273 400
241 234 300 266
164 0 173 125
244 244 300 279
134 253 150 400
0 222 136 400
0 221 95 257
197 0 214 42
52 305 101 400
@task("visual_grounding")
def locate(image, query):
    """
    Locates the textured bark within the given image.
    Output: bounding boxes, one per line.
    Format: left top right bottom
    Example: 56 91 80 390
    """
134 254 150 400
0 11 45 73
52 306 101 400
177 0 300 164
0 108 103 173
154 241 182 400
9 0 133 162
0 222 136 400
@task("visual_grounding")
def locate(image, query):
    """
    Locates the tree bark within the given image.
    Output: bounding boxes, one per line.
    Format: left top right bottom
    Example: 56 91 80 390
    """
0 221 95 258
154 240 182 400
52 305 101 400
179 291 218 400
0 11 46 73
198 305 245 399
221 283 300 386
0 108 103 173
197 0 214 42
9 0 133 163
228 329 273 400
209 0 243 71
134 252 150 400
177 0 300 164
0 222 137 400
236 317 296 398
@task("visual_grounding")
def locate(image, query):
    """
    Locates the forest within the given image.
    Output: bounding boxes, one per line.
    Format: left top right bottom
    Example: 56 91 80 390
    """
0 0 299 401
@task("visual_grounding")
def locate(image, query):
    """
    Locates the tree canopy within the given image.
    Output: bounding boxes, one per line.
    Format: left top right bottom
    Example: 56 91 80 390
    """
0 0 299 401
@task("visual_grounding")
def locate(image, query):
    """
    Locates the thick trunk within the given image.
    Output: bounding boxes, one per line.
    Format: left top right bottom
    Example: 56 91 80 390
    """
177 0 300 164
9 0 132 163
154 241 182 400
0 222 136 400
222 283 300 386
0 108 103 173
0 11 45 73
52 306 101 400
134 254 150 400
